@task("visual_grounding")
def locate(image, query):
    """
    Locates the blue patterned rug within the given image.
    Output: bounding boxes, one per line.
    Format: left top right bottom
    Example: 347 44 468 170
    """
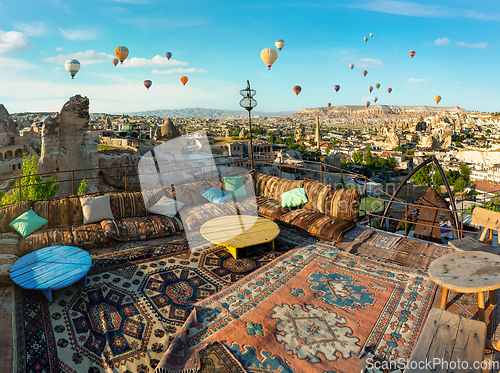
15 238 296 373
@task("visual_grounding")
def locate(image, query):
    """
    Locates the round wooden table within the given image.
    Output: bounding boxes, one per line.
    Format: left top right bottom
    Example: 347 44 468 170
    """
428 251 500 322
10 245 92 302
200 215 280 259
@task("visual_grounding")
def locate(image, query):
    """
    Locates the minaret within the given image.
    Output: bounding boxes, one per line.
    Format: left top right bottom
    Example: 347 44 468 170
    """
316 114 321 148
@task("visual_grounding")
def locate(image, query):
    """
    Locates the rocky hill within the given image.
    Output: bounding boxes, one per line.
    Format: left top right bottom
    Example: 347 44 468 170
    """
126 108 295 119
291 105 465 120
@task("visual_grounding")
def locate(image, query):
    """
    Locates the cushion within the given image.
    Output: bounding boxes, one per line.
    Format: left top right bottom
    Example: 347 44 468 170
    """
255 196 294 220
173 178 222 207
100 216 183 241
109 191 148 219
0 200 32 234
148 196 184 217
256 174 303 201
201 187 229 204
224 175 246 198
181 202 257 232
0 254 19 284
281 187 308 208
80 194 115 224
0 233 21 256
9 209 48 238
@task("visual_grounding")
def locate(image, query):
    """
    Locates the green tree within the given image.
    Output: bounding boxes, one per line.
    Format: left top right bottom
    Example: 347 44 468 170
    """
405 149 415 156
1 154 59 205
411 164 432 186
385 158 396 169
392 146 404 153
352 151 363 165
453 177 467 192
78 178 88 194
432 166 444 187
325 146 332 155
459 164 471 183
374 156 385 169
269 133 276 144
365 147 373 167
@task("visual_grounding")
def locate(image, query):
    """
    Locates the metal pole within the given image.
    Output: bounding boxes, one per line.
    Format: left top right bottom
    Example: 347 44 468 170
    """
249 110 254 170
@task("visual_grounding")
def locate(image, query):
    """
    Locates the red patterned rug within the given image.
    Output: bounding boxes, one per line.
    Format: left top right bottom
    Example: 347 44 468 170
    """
156 242 439 373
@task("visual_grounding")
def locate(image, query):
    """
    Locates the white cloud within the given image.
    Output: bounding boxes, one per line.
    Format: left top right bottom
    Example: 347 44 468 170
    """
55 92 66 97
456 81 462 84
339 57 382 67
56 47 63 52
54 67 60 71
59 28 98 40
435 37 450 46
0 57 35 70
14 22 46 36
456 41 487 49
151 68 207 75
407 78 427 83
122 55 188 67
0 30 34 55
43 50 115 65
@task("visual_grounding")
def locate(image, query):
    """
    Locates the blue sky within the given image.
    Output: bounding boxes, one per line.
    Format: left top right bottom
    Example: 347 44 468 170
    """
0 0 498 114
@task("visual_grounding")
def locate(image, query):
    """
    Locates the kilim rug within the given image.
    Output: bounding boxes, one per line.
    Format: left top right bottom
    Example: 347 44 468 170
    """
156 242 439 373
0 285 14 373
15 238 296 373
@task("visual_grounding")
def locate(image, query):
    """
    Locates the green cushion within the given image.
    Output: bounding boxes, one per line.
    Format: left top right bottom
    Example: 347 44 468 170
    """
224 175 246 198
9 209 48 238
281 187 308 208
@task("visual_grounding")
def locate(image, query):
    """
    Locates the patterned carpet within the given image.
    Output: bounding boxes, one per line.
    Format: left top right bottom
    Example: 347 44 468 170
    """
156 242 439 373
14 237 297 373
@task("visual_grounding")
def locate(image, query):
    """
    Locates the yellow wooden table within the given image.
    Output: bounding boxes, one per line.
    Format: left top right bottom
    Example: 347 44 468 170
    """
428 251 500 322
200 215 280 259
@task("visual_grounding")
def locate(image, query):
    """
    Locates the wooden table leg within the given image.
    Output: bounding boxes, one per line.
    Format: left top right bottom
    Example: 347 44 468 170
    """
478 291 486 322
266 239 275 251
440 287 449 310
225 245 239 260
41 289 52 302
490 290 496 308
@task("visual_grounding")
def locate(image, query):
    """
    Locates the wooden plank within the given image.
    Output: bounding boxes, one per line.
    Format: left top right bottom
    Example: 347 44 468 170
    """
450 316 486 373
479 228 489 243
449 238 500 255
473 207 500 232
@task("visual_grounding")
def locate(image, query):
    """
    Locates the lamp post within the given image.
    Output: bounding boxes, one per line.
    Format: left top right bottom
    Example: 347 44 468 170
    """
239 80 257 170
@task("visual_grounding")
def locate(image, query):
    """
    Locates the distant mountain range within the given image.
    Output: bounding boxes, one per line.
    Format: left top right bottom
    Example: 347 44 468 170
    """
125 108 296 119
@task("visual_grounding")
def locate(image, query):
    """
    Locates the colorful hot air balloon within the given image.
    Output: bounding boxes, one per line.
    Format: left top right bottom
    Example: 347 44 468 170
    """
370 33 374 38
165 52 172 60
349 63 355 70
368 86 373 93
457 106 461 109
387 87 392 93
375 83 380 89
334 85 340 92
362 70 368 77
293 85 301 96
65 59 80 79
260 48 278 70
112 58 119 67
409 50 416 58
327 103 331 107
144 80 152 89
364 36 368 42
115 46 129 64
373 97 378 103
180 76 188 85
275 39 285 51
365 101 371 108
434 95 442 104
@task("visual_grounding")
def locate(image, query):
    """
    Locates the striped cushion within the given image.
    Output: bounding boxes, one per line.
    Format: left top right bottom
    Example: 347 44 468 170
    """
256 174 303 201
0 254 19 284
0 233 21 256
141 186 175 210
181 202 257 232
0 200 32 234
101 216 183 241
109 191 148 219
173 178 223 208
255 196 295 220
280 209 355 242
303 179 361 221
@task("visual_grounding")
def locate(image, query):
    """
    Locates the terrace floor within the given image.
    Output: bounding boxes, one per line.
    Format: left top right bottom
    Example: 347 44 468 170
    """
1 223 499 372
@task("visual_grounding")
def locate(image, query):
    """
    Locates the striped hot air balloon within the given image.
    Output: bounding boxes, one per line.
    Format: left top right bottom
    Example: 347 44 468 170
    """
275 39 285 51
293 85 301 96
327 103 331 107
368 86 373 93
387 87 392 93
144 80 152 89
365 101 371 108
65 59 80 79
165 52 172 60
334 85 340 92
364 36 368 42
409 50 416 58
373 97 378 103
260 48 278 70
115 46 129 64
362 70 368 77
349 64 354 69
180 76 188 85
112 58 119 66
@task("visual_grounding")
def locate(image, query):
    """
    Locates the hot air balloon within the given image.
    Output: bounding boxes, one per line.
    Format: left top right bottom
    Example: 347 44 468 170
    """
375 83 380 89
65 59 80 79
260 48 278 70
373 97 378 103
180 76 188 85
362 70 368 77
275 39 285 51
365 101 371 108
368 86 373 93
387 87 392 93
112 58 119 67
334 85 340 92
434 95 442 104
327 103 331 107
349 63 354 70
364 36 368 42
293 85 301 96
144 80 152 89
370 33 374 38
165 52 172 60
115 46 129 64
409 50 416 58
457 106 461 109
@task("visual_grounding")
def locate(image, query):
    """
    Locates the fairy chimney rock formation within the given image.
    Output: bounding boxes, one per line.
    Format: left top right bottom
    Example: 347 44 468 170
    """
38 95 98 196
384 127 400 149
239 127 247 139
158 118 181 140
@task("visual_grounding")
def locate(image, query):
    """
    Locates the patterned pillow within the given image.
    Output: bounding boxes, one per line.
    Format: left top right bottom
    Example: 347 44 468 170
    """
0 254 19 284
256 174 303 201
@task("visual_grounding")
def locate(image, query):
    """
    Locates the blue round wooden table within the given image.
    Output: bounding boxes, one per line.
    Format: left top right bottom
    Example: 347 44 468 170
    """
10 245 92 302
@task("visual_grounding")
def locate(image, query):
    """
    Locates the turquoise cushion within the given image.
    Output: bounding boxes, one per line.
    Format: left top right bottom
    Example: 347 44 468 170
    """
9 209 48 238
224 175 246 198
281 187 308 208
201 187 228 204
